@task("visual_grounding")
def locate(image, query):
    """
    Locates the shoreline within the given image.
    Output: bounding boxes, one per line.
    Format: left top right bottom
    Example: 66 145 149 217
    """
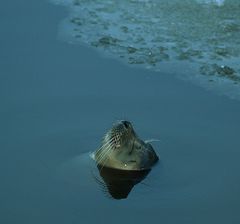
50 0 240 101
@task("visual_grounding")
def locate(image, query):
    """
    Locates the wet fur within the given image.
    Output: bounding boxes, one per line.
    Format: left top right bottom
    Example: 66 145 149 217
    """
94 121 159 171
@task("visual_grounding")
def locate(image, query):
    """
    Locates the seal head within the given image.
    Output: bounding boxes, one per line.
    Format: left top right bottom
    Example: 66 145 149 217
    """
94 121 159 171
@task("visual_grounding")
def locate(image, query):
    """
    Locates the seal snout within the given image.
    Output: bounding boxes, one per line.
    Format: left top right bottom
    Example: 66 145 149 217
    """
121 120 131 129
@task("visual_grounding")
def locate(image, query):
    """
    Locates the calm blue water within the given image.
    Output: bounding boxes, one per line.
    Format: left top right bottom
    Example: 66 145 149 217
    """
1 1 240 223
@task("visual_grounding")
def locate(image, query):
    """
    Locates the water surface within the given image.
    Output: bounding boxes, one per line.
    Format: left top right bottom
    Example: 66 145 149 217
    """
0 0 240 223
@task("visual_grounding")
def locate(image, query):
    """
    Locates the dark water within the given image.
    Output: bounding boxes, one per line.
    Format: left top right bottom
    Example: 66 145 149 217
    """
1 1 240 223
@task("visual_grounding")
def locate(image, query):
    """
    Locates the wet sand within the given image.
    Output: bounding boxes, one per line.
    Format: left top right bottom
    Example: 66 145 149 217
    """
0 0 240 223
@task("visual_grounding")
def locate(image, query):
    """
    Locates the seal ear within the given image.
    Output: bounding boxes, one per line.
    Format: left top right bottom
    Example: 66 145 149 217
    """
145 139 160 144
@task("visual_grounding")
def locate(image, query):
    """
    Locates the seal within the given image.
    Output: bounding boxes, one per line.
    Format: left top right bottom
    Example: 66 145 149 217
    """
94 120 159 171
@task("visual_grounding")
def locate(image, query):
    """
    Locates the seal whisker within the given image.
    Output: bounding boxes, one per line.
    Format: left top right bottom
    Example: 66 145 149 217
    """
97 146 112 166
99 148 113 170
97 137 116 168
95 136 114 155
145 139 161 144
97 131 123 169
95 138 114 156
96 147 111 165
95 139 115 165
97 143 115 169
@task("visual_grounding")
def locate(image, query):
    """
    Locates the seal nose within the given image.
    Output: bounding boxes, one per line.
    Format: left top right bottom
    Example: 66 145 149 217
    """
121 120 131 129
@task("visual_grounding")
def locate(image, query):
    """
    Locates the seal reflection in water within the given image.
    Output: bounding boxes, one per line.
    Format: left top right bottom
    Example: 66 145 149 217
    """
93 120 159 199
